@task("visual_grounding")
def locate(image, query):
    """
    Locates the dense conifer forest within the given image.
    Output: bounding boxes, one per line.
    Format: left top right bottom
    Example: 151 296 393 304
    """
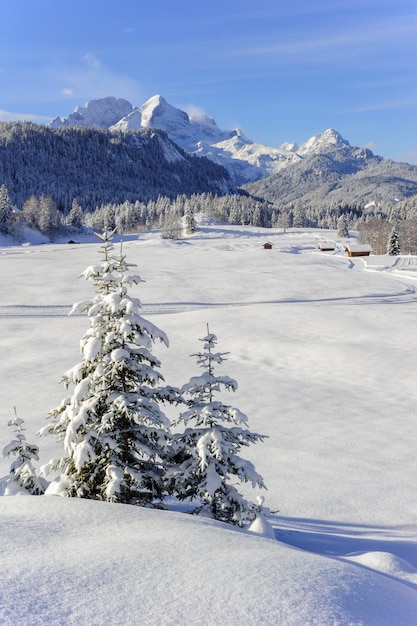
0 122 233 213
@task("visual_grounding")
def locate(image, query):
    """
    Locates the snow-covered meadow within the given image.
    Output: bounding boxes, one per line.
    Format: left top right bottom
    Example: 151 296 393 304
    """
1 223 417 624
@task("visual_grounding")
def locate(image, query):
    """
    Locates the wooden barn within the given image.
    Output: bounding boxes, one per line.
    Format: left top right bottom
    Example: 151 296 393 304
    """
318 242 335 252
263 242 273 249
344 244 373 257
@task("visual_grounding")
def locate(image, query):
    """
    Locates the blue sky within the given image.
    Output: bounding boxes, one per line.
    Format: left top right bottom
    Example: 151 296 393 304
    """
1 0 416 163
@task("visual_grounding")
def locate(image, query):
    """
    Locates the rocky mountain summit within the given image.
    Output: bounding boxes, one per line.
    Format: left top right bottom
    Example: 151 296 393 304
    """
50 97 135 130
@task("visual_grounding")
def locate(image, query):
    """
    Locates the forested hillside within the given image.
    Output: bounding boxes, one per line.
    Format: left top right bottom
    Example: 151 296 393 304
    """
244 147 417 213
0 122 233 213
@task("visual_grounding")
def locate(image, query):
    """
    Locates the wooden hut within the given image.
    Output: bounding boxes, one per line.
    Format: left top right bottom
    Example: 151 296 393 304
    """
318 242 335 252
263 242 273 249
344 244 372 257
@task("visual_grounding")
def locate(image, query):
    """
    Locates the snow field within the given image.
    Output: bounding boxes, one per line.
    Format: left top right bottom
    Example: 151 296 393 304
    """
1 225 417 624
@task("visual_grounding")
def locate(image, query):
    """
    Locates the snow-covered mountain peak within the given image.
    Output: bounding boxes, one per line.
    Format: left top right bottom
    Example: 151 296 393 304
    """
299 128 349 155
50 97 135 129
138 94 189 130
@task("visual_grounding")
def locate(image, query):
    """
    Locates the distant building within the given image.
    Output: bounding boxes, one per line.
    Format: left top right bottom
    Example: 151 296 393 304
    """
318 242 335 252
344 244 372 257
263 242 273 249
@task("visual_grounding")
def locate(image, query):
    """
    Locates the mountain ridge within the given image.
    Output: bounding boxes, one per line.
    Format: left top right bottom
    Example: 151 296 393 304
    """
51 96 357 184
2 95 416 220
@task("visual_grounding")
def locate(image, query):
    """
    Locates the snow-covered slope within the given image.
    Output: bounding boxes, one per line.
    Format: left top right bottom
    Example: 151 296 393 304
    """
52 95 356 184
2 497 417 626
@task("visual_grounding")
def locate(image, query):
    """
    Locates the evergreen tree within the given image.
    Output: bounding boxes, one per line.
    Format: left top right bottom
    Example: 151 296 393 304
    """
0 184 16 237
1 409 47 495
166 328 267 526
337 214 349 237
183 202 197 234
388 227 401 255
67 198 83 228
40 231 179 503
293 201 305 228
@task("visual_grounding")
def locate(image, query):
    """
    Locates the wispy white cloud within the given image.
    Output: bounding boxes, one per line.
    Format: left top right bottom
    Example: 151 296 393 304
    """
226 13 417 67
0 109 53 123
362 140 378 152
342 94 417 113
183 103 210 120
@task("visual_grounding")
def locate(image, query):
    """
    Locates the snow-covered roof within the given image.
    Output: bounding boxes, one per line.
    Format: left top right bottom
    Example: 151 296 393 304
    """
345 244 373 252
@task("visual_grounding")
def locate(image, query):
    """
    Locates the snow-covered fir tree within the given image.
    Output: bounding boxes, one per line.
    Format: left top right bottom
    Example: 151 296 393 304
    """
337 214 349 238
387 227 401 255
183 202 197 234
292 201 306 228
40 231 179 504
0 184 16 237
1 409 47 495
166 327 267 526
67 198 83 228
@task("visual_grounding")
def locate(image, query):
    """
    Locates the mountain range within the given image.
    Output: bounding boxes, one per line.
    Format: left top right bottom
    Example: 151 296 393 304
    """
1 95 416 220
50 96 417 210
50 95 344 184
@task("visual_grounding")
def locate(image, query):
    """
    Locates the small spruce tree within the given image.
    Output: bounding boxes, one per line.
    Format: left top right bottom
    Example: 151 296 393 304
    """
40 231 179 503
293 201 305 228
2 409 47 495
166 327 267 526
387 227 401 255
183 203 197 235
337 214 349 238
0 184 17 238
67 198 83 229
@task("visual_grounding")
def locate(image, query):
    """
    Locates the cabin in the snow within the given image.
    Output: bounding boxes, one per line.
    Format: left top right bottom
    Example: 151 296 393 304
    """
318 242 335 252
263 242 273 249
344 244 373 257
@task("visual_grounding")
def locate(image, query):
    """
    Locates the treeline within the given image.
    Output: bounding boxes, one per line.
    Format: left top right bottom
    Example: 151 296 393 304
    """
83 192 272 233
3 177 417 249
3 182 417 243
84 191 417 235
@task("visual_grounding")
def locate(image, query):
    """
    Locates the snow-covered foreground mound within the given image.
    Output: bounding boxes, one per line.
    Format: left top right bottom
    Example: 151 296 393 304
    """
2 497 417 626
